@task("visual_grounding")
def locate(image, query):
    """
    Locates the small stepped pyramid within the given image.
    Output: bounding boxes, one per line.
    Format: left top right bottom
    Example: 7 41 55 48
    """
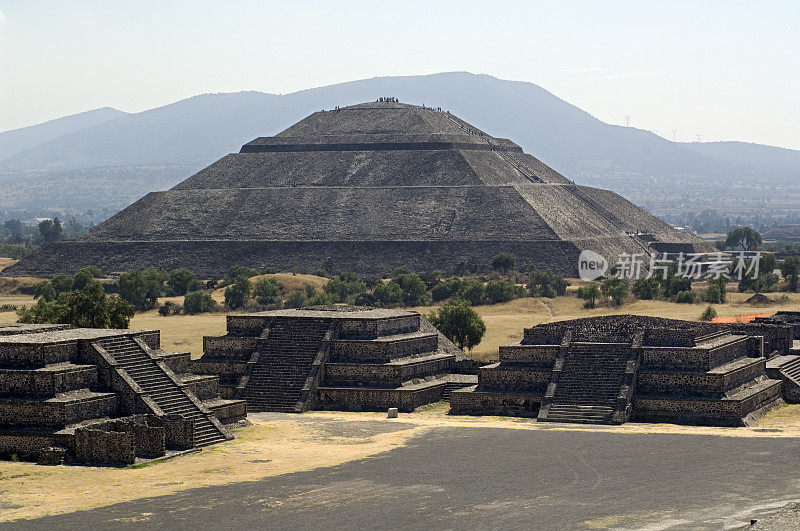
98 336 228 447
778 357 800 383
541 342 632 424
193 306 470 414
243 318 332 412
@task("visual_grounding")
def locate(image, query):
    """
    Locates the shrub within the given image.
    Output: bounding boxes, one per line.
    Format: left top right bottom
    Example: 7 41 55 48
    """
167 268 202 296
391 268 430 306
601 278 629 306
252 277 282 305
308 291 338 306
707 276 728 303
431 277 464 302
491 253 516 274
117 268 167 311
576 284 601 308
674 290 696 304
782 256 800 292
32 281 57 302
528 268 568 298
304 284 318 298
632 277 661 300
353 292 378 307
373 282 404 307
699 305 718 322
427 299 486 352
51 274 75 295
702 284 723 304
17 281 134 329
485 280 522 304
184 290 216 314
284 290 308 309
323 272 366 302
224 277 251 310
224 266 260 285
459 279 487 306
158 302 174 316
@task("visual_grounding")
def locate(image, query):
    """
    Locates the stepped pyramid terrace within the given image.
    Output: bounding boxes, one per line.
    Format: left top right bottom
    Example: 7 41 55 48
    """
451 315 799 426
5 101 712 278
191 306 477 413
0 323 245 465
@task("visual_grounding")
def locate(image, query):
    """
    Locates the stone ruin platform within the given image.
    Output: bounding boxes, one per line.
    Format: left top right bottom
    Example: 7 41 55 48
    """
192 305 476 413
0 324 245 466
451 316 788 426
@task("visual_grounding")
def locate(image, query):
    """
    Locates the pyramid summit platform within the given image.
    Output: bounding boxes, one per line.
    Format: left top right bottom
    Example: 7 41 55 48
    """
7 101 711 277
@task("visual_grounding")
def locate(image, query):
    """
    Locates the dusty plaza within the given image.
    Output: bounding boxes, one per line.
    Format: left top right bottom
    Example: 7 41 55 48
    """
3 3 800 529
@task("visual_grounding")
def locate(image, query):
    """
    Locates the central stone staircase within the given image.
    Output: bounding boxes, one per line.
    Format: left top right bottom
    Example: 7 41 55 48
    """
243 318 332 412
541 342 633 424
97 336 228 447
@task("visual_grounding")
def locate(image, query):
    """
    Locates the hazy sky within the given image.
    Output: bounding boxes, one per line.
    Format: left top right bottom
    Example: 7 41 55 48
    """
1 0 798 148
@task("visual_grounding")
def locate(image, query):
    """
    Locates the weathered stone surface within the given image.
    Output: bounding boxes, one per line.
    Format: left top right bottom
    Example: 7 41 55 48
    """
452 315 787 426
6 102 712 277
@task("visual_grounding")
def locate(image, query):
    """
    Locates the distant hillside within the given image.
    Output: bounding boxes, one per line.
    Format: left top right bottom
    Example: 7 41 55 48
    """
0 72 798 216
680 141 800 173
0 107 127 162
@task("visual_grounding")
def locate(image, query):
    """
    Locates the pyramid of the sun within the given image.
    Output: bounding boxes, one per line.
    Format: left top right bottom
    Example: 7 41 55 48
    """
7 102 712 277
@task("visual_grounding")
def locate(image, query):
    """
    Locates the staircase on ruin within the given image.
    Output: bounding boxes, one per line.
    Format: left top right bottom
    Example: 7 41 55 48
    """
243 318 334 412
97 336 229 447
539 341 638 424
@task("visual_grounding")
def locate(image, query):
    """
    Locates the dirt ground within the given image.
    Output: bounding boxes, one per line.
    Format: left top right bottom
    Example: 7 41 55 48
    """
2 405 800 523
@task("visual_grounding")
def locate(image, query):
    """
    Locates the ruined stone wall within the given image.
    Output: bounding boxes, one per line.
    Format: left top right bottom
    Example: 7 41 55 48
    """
74 428 135 465
6 239 581 278
330 334 437 362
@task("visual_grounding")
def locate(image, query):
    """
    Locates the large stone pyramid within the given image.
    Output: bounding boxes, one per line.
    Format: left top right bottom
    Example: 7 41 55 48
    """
7 102 711 277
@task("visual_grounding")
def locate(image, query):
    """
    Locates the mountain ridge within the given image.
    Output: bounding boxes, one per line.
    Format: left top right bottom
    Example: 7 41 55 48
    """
1 72 797 215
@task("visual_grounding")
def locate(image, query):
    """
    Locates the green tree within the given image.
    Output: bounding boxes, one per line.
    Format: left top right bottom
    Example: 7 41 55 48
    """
18 281 134 328
51 274 75 295
674 290 696 304
431 277 464 302
308 291 338 306
576 284 601 308
224 277 251 310
632 277 662 300
184 290 216 314
224 266 260 285
38 217 63 243
427 300 486 352
117 268 167 311
459 278 487 306
252 277 283 305
373 281 404 307
284 290 308 309
725 227 762 251
707 276 728 303
323 272 366 302
781 256 800 292
699 305 718 322
168 268 202 296
491 253 516 274
702 284 723 304
73 266 102 290
601 277 630 306
528 268 568 298
485 280 522 304
32 280 56 302
391 268 430 306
